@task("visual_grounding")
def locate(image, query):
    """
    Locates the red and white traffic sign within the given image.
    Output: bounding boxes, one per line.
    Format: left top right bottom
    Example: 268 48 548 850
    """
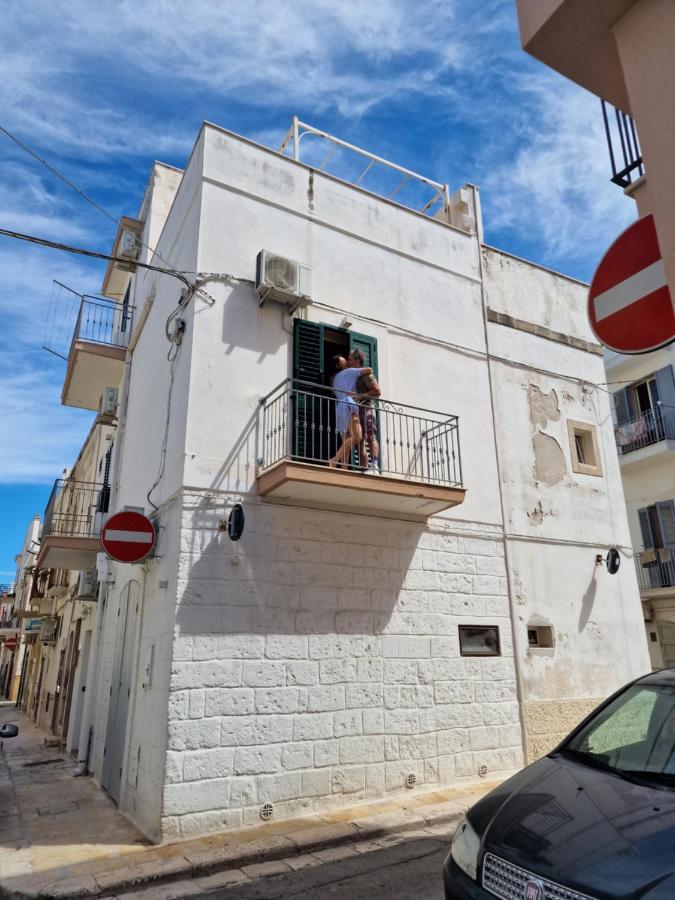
101 510 156 563
4 636 17 652
589 214 675 354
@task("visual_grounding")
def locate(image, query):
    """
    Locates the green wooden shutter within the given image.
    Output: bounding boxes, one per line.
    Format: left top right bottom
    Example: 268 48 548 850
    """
293 319 323 384
349 331 378 377
292 320 324 460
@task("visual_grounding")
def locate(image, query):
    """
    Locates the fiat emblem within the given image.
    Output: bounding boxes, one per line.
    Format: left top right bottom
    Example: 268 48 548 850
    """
524 880 545 900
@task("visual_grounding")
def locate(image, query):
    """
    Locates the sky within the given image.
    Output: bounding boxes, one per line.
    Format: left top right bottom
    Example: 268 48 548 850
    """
0 0 635 578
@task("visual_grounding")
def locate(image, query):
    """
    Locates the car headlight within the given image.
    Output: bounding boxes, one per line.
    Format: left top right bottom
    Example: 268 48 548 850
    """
450 816 481 881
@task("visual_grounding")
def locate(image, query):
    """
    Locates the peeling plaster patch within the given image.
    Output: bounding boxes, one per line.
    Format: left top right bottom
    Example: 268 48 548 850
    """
533 431 566 486
528 500 544 525
528 385 560 429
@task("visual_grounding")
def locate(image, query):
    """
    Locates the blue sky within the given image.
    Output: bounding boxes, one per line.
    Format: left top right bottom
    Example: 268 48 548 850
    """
0 0 634 579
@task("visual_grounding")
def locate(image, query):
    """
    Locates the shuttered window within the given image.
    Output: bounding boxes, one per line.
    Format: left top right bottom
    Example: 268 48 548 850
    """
291 320 378 462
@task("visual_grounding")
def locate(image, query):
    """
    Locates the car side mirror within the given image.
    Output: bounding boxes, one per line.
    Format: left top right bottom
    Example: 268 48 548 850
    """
0 723 19 739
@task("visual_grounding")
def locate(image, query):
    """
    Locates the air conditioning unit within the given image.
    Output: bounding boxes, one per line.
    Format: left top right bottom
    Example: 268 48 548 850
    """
119 229 140 260
77 569 98 600
255 250 311 309
99 388 118 417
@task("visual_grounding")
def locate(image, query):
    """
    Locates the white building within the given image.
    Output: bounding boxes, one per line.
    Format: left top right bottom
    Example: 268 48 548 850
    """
52 121 648 842
607 347 675 670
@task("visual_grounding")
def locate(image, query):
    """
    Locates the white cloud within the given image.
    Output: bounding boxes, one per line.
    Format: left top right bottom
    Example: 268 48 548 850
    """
480 76 635 273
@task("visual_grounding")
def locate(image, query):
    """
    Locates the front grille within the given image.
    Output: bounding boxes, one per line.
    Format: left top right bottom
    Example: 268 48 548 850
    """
482 852 596 900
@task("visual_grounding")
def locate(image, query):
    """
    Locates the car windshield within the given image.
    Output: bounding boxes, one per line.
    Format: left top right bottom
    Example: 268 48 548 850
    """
561 682 675 787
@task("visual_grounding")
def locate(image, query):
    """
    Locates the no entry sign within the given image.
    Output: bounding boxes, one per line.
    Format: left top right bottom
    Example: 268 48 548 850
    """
101 511 155 563
4 636 17 652
589 214 675 354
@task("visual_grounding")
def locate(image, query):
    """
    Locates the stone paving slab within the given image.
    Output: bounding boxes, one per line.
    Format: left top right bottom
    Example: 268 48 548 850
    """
0 704 509 899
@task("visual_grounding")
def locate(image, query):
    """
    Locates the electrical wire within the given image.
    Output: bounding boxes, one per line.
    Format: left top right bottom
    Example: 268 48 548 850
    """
0 123 221 306
0 227 194 291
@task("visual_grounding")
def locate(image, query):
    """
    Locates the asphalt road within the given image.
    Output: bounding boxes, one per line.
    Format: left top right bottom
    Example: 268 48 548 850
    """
193 833 451 900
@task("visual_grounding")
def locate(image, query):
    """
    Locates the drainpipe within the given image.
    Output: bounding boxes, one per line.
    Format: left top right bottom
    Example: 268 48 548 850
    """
471 184 529 769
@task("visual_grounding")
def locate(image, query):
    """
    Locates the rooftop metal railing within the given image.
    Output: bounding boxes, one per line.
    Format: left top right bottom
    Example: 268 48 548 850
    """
635 548 675 591
258 379 462 488
279 117 451 219
614 408 675 455
601 100 644 189
71 296 134 351
42 479 109 540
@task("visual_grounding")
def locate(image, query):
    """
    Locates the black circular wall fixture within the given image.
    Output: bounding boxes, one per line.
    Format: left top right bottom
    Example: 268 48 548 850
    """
228 503 245 541
606 548 621 575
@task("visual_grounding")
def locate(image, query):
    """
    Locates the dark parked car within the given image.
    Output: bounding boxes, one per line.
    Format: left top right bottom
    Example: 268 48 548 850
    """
444 669 675 899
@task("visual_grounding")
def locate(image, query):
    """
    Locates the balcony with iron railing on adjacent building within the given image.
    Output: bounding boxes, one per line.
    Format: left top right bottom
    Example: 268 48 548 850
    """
257 379 465 519
635 548 675 594
36 479 108 570
601 100 644 190
614 408 675 468
60 294 134 411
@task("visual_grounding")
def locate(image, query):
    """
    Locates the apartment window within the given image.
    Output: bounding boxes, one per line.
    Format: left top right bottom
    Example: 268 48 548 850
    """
459 625 501 657
567 420 602 476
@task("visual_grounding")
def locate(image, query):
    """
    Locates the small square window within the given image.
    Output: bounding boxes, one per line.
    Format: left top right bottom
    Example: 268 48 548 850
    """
459 625 501 657
528 625 554 648
567 420 602 477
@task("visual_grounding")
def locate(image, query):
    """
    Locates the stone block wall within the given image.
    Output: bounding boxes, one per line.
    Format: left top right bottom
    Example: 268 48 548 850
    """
522 697 604 762
162 493 524 840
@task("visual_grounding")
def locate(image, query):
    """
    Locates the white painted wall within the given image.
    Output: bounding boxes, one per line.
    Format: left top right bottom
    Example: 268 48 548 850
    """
485 248 649 708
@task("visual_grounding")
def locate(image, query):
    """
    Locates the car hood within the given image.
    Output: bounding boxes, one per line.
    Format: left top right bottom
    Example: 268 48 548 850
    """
471 755 675 899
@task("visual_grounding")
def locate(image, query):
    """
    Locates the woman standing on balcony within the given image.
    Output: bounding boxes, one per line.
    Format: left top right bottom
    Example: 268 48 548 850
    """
328 355 372 469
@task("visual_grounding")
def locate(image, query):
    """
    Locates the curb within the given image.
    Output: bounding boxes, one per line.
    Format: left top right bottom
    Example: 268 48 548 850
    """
0 801 469 899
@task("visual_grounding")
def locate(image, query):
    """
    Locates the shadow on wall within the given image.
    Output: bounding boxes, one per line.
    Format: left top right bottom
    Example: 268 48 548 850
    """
205 407 259 495
218 282 288 359
174 499 425 637
578 562 599 633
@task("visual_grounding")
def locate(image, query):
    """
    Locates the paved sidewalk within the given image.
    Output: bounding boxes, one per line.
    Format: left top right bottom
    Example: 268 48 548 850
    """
0 704 508 899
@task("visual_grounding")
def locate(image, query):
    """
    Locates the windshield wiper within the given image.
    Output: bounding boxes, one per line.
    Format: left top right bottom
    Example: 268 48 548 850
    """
616 769 675 788
556 748 615 773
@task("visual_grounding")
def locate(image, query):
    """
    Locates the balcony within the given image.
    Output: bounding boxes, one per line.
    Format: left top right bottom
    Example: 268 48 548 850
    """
635 549 675 594
601 100 643 190
61 296 134 410
36 479 108 570
257 380 465 520
615 409 675 469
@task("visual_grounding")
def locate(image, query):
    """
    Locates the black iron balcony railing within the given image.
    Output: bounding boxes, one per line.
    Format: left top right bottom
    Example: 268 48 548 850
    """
72 296 135 350
42 479 109 540
615 408 675 455
636 548 675 591
601 99 643 189
259 379 462 488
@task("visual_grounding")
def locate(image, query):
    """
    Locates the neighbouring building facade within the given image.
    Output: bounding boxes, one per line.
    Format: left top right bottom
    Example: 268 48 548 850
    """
515 0 675 306
18 120 649 842
607 346 675 669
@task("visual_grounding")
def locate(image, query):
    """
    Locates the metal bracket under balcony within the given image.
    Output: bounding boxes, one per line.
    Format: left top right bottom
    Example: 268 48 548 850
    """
61 296 134 410
36 479 109 570
257 380 465 520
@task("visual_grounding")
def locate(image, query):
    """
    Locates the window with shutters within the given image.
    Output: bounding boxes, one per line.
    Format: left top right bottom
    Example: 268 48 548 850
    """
637 501 675 589
614 366 675 453
567 420 602 476
292 319 378 464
